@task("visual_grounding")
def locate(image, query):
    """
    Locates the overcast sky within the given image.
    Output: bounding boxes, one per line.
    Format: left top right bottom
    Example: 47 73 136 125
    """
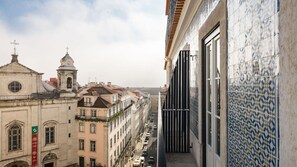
0 0 166 87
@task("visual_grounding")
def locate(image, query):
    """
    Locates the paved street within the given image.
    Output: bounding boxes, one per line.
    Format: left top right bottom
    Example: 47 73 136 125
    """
125 111 158 167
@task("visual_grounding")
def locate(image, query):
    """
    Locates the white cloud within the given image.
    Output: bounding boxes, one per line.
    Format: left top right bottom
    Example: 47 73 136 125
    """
0 0 166 87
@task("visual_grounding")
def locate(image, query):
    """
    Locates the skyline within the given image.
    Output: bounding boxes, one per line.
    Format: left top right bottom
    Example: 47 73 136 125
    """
0 0 166 87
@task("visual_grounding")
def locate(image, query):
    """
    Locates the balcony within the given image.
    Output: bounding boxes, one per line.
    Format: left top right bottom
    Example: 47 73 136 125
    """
75 115 109 122
165 0 186 58
157 50 197 167
75 104 133 122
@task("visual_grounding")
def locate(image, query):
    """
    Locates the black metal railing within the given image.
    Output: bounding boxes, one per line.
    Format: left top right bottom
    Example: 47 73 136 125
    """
157 50 190 166
157 92 167 167
75 115 109 122
163 50 190 153
75 104 133 122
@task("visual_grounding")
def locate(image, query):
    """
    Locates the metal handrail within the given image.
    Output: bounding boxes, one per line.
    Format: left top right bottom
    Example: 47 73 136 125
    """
157 92 167 167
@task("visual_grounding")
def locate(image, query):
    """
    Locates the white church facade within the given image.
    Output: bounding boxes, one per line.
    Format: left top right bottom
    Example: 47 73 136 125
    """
0 51 78 167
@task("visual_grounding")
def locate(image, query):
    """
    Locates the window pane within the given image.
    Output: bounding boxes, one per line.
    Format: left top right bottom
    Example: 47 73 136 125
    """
216 118 220 156
216 79 220 116
206 44 211 79
207 80 212 112
215 38 220 77
208 113 212 146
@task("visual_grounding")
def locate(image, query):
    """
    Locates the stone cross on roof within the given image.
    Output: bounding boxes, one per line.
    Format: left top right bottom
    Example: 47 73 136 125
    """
10 40 19 55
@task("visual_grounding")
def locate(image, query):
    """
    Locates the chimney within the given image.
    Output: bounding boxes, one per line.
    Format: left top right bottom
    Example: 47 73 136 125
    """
107 82 111 87
11 54 18 63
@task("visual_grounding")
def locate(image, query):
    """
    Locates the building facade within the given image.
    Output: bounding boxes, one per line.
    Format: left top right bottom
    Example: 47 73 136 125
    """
0 52 78 167
76 84 132 167
161 0 297 166
129 91 151 150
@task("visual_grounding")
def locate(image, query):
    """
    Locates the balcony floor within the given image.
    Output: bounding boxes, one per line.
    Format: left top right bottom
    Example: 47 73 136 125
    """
166 153 198 167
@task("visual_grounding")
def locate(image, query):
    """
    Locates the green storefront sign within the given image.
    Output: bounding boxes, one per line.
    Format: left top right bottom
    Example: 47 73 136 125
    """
32 126 38 134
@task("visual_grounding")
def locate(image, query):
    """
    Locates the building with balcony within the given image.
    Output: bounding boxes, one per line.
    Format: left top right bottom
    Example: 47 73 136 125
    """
160 0 297 167
129 90 152 150
76 84 132 167
0 52 78 167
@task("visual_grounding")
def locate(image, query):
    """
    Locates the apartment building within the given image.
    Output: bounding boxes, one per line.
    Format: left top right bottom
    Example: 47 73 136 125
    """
128 91 151 150
0 52 78 167
76 84 132 167
159 0 297 167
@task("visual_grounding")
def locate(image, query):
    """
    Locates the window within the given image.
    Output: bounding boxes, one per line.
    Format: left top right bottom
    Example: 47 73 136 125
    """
110 122 113 132
109 109 112 117
79 156 84 167
45 127 55 144
90 124 96 134
8 125 21 151
85 97 91 106
113 95 116 102
67 77 72 88
114 135 116 143
90 141 96 152
79 122 85 132
110 138 112 148
8 81 22 93
79 139 84 150
90 158 96 167
91 110 96 118
80 109 85 116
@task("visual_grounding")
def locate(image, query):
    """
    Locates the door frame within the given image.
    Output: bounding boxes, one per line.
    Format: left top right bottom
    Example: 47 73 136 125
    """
202 24 220 167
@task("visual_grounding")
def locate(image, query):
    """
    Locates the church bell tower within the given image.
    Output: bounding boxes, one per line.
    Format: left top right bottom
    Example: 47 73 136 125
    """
57 50 77 94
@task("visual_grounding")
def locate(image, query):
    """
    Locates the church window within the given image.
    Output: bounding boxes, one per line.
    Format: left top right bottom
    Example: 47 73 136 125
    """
45 127 55 144
8 124 22 151
67 77 72 88
8 81 22 93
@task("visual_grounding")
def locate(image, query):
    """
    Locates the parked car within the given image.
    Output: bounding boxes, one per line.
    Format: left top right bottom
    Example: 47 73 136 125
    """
142 151 147 157
148 156 155 164
133 159 141 166
142 146 148 156
140 156 145 165
143 140 148 146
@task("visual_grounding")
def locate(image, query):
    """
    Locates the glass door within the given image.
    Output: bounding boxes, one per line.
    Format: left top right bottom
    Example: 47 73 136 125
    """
205 27 220 167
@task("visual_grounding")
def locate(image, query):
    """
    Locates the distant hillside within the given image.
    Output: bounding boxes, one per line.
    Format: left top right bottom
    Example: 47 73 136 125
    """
129 87 161 95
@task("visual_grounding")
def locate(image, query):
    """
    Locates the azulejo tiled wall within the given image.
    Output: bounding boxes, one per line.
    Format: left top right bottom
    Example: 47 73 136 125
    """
227 0 279 166
186 0 220 139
